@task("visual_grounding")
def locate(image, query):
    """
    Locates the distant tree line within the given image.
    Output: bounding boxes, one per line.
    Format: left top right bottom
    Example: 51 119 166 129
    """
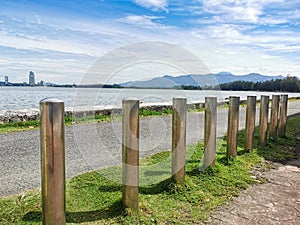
179 76 300 92
75 84 123 88
46 83 123 88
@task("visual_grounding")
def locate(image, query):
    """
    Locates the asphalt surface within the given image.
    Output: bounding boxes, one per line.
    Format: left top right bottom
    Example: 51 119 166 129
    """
1 100 300 196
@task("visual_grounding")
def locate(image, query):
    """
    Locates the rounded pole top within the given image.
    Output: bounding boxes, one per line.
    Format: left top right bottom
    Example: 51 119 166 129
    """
205 96 217 99
173 97 187 105
122 98 139 103
40 98 64 104
173 96 187 100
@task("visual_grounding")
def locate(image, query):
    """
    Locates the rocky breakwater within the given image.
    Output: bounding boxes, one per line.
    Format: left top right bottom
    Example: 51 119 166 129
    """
0 109 40 124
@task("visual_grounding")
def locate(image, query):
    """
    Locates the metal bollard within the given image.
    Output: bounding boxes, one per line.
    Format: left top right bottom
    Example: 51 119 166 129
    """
278 94 288 138
172 97 187 183
40 98 66 225
122 98 139 209
204 97 217 167
270 95 280 141
245 96 256 152
227 96 240 158
259 95 269 147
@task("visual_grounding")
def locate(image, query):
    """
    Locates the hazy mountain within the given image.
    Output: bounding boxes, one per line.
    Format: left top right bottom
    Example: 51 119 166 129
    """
120 72 285 88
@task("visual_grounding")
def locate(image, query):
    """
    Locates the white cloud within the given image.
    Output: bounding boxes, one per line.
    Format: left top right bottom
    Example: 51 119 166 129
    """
259 17 288 25
0 15 145 58
0 47 93 84
132 0 168 12
210 24 243 40
261 54 281 59
0 58 9 64
186 20 300 77
0 31 96 57
123 15 173 30
192 23 300 55
256 43 300 52
201 0 284 23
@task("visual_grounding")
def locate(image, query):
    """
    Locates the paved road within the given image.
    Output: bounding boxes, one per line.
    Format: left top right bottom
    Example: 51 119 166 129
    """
1 100 300 196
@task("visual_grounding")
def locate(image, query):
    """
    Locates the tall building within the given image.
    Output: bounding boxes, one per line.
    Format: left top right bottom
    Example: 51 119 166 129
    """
4 76 8 85
29 71 35 86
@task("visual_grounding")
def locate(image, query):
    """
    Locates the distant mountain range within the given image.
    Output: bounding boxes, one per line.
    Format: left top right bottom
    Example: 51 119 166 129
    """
120 72 285 88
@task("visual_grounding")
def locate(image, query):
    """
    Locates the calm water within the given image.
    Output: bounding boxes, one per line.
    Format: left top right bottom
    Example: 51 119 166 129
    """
1 86 299 111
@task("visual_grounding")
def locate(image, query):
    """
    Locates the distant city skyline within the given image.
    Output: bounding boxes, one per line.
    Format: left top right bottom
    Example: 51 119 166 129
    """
0 0 299 84
1 71 48 86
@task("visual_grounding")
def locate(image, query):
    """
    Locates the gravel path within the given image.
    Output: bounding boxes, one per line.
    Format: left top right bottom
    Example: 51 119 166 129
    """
1 100 300 196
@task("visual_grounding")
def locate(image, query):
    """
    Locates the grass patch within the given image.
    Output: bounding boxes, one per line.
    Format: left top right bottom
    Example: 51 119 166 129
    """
1 117 299 224
288 97 300 102
139 108 172 117
0 108 171 134
64 114 118 124
256 117 300 162
0 120 40 133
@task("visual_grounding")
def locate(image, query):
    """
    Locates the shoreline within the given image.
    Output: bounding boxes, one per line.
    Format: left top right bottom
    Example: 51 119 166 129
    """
1 97 299 124
0 100 229 124
0 101 206 124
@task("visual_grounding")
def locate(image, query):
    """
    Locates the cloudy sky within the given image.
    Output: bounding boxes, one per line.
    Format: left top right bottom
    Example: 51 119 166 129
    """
0 0 299 84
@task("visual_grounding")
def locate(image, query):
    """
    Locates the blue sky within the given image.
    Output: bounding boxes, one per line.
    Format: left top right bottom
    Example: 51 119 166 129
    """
0 0 299 84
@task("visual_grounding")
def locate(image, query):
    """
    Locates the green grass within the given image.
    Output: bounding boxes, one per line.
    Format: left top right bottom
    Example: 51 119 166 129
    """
288 97 300 102
256 117 300 162
64 114 118 124
0 120 40 133
139 108 172 117
0 109 172 134
2 116 299 224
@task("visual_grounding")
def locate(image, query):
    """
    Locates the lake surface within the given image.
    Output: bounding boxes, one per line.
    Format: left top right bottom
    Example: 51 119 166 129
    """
1 86 299 111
